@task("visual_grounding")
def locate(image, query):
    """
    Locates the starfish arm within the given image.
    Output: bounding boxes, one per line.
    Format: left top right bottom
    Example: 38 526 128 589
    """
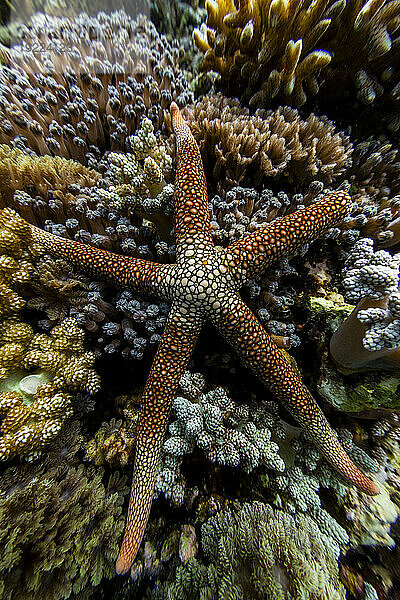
170 102 213 252
226 191 352 284
30 224 171 297
116 306 203 575
211 292 379 496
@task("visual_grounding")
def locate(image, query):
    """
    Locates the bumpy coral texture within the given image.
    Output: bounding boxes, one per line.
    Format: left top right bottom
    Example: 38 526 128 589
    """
155 370 285 504
194 0 400 125
330 238 400 371
0 128 173 360
152 502 347 599
0 208 100 460
0 422 129 600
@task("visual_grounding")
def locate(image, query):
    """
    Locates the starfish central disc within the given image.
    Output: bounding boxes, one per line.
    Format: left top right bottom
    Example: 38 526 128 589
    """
170 243 235 315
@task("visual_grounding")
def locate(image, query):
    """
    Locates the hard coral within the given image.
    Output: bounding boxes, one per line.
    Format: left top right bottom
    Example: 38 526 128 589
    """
330 238 400 372
0 316 100 461
155 371 285 506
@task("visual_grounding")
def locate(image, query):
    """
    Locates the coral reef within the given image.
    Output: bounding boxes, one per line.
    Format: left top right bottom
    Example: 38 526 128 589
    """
330 238 400 371
85 416 136 467
319 355 400 414
0 421 129 600
152 502 347 599
0 316 100 460
344 139 400 248
0 144 100 209
151 0 206 38
193 0 400 128
0 207 100 459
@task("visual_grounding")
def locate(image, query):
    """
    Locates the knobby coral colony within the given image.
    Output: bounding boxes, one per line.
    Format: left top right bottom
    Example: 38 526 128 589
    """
17 101 379 576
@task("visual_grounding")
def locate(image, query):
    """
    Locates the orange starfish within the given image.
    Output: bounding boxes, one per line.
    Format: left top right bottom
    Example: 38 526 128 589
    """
29 102 379 575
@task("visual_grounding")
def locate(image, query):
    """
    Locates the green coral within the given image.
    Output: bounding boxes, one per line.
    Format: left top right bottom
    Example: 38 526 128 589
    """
0 422 129 600
152 502 347 600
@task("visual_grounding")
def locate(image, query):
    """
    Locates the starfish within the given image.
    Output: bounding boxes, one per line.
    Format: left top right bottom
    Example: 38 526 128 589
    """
28 102 379 575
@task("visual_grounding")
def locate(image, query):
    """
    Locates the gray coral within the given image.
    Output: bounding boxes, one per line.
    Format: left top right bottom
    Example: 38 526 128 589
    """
155 371 285 505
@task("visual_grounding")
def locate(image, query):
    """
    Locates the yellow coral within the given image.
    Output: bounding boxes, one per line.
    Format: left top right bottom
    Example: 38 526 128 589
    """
0 208 101 460
0 145 100 208
0 316 101 461
194 0 400 108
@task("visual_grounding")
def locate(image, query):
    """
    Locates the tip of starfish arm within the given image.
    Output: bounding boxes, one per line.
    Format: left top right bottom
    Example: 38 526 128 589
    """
115 554 132 575
170 101 179 116
360 478 380 496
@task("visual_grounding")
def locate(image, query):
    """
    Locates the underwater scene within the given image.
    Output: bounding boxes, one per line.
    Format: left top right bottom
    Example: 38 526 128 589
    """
0 0 399 598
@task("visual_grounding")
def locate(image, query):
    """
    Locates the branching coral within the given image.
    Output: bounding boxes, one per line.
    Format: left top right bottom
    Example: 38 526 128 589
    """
181 93 352 194
194 0 400 123
199 502 346 599
155 371 285 505
330 238 400 371
0 422 129 600
0 128 174 360
0 10 193 163
0 315 100 461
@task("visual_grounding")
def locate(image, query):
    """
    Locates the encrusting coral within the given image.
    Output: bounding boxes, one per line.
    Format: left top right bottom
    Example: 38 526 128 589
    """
193 0 400 126
0 207 100 460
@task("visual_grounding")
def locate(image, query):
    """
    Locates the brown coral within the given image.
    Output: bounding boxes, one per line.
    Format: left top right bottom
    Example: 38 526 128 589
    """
181 93 352 193
0 145 100 217
0 11 193 164
343 138 400 247
85 417 137 467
